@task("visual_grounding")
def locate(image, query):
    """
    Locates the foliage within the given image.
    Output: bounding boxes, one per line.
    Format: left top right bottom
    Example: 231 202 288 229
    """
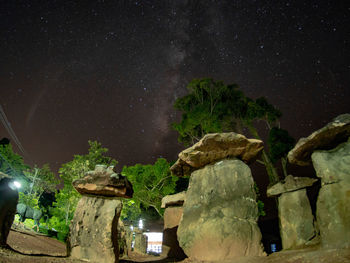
48 140 118 233
122 158 178 218
267 127 295 178
0 143 29 178
18 192 39 209
172 78 293 184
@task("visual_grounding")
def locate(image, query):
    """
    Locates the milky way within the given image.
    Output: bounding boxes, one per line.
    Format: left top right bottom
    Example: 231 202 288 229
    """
0 1 349 174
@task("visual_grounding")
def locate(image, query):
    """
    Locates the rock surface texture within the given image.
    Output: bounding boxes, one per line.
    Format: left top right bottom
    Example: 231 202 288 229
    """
267 175 317 197
312 138 350 248
161 191 186 208
177 159 264 261
267 175 318 249
72 164 133 198
171 132 263 177
0 172 18 247
161 192 187 260
288 114 350 166
69 165 132 263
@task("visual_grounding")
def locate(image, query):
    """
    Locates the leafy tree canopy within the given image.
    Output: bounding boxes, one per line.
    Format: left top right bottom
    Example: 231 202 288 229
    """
122 158 178 218
0 142 29 178
172 78 293 184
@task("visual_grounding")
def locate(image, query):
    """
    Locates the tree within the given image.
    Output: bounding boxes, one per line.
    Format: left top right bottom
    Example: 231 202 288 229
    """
122 158 178 218
172 78 294 185
0 142 29 179
267 127 295 178
48 140 118 233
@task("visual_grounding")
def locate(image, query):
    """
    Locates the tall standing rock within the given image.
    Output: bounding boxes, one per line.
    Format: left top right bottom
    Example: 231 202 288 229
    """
177 159 264 261
0 172 18 247
287 114 350 248
312 138 350 248
267 175 318 249
161 191 186 260
69 165 133 263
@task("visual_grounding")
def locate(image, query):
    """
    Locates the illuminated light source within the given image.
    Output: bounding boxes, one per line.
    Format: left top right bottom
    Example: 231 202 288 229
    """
13 181 21 188
139 219 143 229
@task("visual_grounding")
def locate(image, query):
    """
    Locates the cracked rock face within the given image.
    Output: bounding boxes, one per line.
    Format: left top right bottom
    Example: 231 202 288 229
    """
171 132 264 177
288 114 350 166
177 159 264 261
69 196 122 263
312 138 350 248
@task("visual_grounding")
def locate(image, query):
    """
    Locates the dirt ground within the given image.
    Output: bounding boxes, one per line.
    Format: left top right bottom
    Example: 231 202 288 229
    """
1 228 350 263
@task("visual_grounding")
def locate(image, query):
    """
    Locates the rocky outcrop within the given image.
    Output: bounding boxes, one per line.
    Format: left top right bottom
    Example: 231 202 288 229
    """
171 132 264 177
0 172 18 247
288 114 350 166
72 164 133 198
177 159 264 261
161 192 187 260
69 165 133 263
267 175 318 249
312 138 350 248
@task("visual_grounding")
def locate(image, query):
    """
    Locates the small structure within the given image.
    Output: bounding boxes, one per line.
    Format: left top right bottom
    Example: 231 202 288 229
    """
161 191 186 260
133 227 148 254
0 172 18 247
288 114 350 248
68 165 133 263
267 175 318 249
171 133 265 261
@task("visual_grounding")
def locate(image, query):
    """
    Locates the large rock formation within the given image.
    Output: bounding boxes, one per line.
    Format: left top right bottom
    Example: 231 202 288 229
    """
177 159 264 261
288 114 350 166
161 192 187 260
267 175 318 249
0 172 18 247
69 165 133 263
72 164 133 198
312 138 350 248
171 132 264 177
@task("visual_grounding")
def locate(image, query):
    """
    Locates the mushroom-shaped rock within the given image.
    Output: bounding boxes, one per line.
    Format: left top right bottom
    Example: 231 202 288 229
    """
287 114 350 166
267 175 318 197
267 175 318 249
171 132 264 177
72 165 133 198
161 191 186 209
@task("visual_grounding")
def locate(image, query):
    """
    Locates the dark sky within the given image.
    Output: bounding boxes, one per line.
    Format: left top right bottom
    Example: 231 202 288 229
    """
0 0 349 175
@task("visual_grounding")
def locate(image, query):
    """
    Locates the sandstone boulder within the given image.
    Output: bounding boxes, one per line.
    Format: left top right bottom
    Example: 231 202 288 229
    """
288 114 350 166
0 172 18 247
278 189 317 249
161 191 186 208
69 196 122 263
73 165 133 198
177 159 264 261
162 206 187 260
312 138 350 248
267 175 317 197
171 132 264 177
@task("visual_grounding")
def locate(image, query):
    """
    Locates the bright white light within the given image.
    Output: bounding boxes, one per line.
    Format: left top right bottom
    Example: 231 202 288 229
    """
139 219 143 229
13 181 21 188
144 232 163 242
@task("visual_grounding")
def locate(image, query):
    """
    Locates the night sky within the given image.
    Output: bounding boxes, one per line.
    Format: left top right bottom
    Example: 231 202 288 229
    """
1 0 349 176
